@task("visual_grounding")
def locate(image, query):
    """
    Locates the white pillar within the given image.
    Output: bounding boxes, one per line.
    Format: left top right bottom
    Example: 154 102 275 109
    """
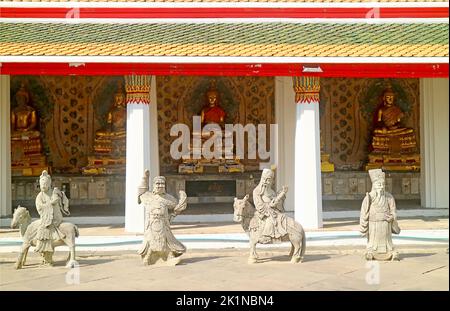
293 76 323 229
125 75 153 233
149 76 160 180
420 78 449 208
274 77 296 212
0 75 12 217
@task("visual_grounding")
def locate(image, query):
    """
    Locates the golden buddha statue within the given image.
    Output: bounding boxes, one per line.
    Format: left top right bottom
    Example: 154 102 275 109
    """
200 80 226 128
82 81 127 175
10 83 49 176
93 84 126 155
178 80 243 174
366 85 420 171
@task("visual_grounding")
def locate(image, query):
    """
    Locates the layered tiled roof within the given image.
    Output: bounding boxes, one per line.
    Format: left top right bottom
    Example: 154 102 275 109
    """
0 22 447 58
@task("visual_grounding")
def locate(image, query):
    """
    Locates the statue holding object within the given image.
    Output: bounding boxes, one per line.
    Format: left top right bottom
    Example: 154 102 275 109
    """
11 170 79 269
233 169 306 264
138 170 188 266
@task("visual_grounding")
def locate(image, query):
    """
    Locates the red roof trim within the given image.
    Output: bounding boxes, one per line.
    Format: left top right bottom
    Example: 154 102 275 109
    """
0 7 448 19
1 63 448 78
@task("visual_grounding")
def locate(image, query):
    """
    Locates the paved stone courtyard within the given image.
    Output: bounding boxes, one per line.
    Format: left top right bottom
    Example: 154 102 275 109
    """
1 246 448 291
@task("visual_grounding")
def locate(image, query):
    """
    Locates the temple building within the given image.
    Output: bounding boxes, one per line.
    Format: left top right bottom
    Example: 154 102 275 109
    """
0 0 448 232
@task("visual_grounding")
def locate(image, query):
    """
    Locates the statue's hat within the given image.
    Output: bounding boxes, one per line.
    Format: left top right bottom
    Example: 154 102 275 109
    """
368 169 385 183
261 168 274 178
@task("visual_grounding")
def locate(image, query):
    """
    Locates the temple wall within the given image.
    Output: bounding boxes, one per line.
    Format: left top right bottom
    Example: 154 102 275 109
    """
11 75 123 174
7 76 423 214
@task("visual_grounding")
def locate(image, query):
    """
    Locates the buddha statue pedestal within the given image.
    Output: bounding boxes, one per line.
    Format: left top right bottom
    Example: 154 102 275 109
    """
82 82 126 175
178 130 244 174
365 85 420 171
365 131 420 171
11 138 49 176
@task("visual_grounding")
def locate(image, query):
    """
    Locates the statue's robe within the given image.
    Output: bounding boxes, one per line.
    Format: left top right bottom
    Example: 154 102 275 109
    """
252 184 288 242
202 105 226 124
138 192 186 257
35 190 65 253
380 105 404 129
360 192 400 258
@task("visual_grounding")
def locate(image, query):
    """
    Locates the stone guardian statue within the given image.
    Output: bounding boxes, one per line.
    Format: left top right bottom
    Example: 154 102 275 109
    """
233 169 306 264
11 170 79 269
138 171 188 265
360 169 400 261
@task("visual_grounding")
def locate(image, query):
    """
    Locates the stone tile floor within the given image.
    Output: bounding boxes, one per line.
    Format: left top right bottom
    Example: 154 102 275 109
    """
0 246 448 291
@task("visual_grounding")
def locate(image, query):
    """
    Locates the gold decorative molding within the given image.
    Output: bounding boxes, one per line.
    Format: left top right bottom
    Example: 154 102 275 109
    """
125 75 151 104
292 76 320 104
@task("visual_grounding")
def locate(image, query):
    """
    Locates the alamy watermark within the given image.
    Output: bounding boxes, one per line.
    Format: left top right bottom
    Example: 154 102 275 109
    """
170 116 277 170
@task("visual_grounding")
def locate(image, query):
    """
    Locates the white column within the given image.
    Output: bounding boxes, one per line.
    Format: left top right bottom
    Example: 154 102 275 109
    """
274 77 296 212
149 76 160 181
420 78 449 208
125 75 153 233
0 75 12 217
293 76 323 229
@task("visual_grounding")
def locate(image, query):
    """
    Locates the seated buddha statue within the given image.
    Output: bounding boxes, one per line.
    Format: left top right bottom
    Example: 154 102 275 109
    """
366 85 419 171
373 87 413 136
83 82 127 175
10 83 49 176
11 83 40 143
200 80 226 129
93 84 126 155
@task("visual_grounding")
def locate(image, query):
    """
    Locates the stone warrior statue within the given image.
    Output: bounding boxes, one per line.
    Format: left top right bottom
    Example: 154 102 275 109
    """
360 169 401 261
138 171 188 265
253 168 289 243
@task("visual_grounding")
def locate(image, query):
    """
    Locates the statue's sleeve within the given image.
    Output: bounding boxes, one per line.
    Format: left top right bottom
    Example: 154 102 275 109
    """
359 193 370 236
253 189 269 217
388 194 401 234
173 191 187 215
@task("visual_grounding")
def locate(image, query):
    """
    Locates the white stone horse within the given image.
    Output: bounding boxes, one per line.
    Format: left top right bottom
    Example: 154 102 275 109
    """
233 194 306 264
11 206 79 269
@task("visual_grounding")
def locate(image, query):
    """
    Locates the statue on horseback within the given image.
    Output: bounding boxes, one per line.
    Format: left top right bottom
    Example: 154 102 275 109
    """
233 169 306 264
11 170 79 269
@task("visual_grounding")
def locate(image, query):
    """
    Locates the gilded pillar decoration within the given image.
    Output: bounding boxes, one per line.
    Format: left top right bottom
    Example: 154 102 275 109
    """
293 76 320 104
125 75 151 105
292 76 334 172
292 76 323 229
125 75 153 233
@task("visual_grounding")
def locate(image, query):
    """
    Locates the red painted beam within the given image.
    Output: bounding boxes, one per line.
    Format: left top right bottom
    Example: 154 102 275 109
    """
0 63 448 78
0 7 448 19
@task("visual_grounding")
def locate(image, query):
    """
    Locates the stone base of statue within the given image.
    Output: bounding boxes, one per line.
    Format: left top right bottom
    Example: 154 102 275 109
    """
11 138 49 177
365 153 420 171
81 135 126 175
321 153 335 172
82 155 126 175
366 131 420 171
178 131 244 174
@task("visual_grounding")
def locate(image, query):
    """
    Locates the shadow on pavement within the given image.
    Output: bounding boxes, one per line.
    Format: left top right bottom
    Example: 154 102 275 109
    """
180 256 223 265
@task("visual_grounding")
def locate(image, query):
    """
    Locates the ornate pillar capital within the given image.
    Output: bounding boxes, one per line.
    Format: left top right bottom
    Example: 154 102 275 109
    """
124 75 151 105
292 76 320 104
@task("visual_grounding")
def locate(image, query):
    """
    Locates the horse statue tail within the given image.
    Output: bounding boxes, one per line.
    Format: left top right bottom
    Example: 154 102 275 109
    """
74 225 80 238
300 226 306 259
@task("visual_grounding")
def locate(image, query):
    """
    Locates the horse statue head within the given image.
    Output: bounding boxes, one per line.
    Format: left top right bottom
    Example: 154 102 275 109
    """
11 205 31 229
233 194 253 223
